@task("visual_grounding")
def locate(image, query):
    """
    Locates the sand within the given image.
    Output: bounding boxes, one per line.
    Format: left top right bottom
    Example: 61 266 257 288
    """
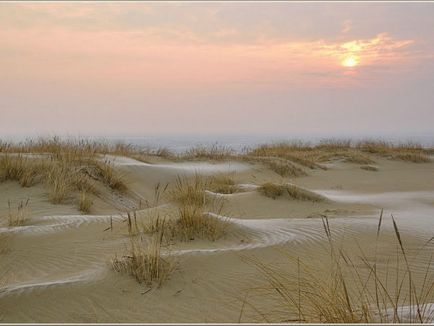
0 155 433 322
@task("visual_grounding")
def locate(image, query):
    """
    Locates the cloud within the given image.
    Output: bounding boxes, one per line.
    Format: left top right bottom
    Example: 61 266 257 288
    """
0 2 433 136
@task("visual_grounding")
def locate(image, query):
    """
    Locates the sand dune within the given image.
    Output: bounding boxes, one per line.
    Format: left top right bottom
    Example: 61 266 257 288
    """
0 154 433 322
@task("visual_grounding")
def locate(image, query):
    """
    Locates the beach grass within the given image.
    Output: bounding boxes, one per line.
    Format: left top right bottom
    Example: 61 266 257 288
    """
259 158 307 177
0 141 127 211
391 153 431 163
112 231 173 287
7 198 30 226
209 173 238 194
259 182 326 202
258 182 285 199
166 174 229 241
244 214 434 323
168 174 208 207
78 191 93 214
173 205 227 241
181 144 235 161
248 140 431 167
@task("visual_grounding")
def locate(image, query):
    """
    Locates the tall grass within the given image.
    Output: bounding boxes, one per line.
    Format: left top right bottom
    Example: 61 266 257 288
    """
0 144 126 211
46 163 72 204
244 214 434 323
181 144 235 161
7 198 30 226
248 140 432 166
112 231 173 287
173 205 227 241
167 174 228 241
169 174 208 207
259 183 326 202
261 158 307 177
78 191 93 214
90 160 126 191
0 136 133 157
209 173 238 194
0 154 47 187
142 213 167 235
258 182 285 199
391 153 431 163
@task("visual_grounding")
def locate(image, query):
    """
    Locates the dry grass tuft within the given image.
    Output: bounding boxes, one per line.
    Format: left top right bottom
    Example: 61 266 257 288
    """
181 144 235 161
0 155 48 187
316 139 353 151
173 205 227 241
142 213 167 235
357 140 393 154
341 151 375 164
166 174 229 241
249 141 313 157
71 173 98 195
259 183 325 202
357 140 431 163
360 165 379 172
284 184 326 202
258 182 285 200
142 205 228 242
169 174 208 207
154 147 174 159
7 198 30 226
112 231 173 287
244 214 434 323
0 155 40 186
78 191 93 214
0 141 127 212
209 173 238 194
46 163 72 204
248 139 432 167
262 158 307 177
391 153 431 163
90 160 126 191
284 153 327 170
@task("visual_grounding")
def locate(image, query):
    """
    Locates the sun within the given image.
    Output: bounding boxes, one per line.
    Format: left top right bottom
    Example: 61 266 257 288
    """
342 56 359 67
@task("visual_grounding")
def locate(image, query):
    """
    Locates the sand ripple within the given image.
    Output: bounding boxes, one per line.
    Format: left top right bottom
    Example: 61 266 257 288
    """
0 215 123 235
172 213 365 255
0 265 107 297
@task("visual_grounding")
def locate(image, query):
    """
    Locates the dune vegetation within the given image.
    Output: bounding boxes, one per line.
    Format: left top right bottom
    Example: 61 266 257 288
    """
245 215 434 323
247 139 431 168
7 198 30 227
208 173 238 194
112 174 230 286
259 182 326 202
167 174 229 241
1 136 433 315
112 231 174 287
2 137 429 192
0 138 129 213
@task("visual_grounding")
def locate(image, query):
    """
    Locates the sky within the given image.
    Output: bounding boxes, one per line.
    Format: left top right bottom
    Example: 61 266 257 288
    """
1 1 434 138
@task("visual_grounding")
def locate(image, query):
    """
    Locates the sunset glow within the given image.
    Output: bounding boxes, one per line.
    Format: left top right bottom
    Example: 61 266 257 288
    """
0 2 433 136
342 56 359 67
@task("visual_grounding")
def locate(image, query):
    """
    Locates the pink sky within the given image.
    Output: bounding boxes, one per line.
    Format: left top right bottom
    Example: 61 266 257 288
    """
1 2 434 136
